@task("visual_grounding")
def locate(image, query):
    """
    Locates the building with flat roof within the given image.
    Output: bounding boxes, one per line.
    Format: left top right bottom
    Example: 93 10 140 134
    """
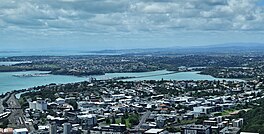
181 125 212 134
90 124 127 133
0 128 13 134
192 106 214 116
220 127 240 134
29 100 47 111
78 114 97 129
240 132 259 134
13 128 28 134
145 128 168 134
63 123 72 134
49 122 57 134
233 118 244 128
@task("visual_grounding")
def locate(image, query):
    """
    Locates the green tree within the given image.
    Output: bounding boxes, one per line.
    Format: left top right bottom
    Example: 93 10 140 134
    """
0 119 9 128
67 100 78 110
33 124 39 130
129 114 140 125
105 117 110 124
112 116 116 124
121 116 126 124
124 112 129 119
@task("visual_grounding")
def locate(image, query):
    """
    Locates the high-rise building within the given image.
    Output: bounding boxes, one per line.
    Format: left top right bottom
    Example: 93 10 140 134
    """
29 100 47 111
36 100 48 111
49 122 57 134
77 114 97 129
63 123 72 134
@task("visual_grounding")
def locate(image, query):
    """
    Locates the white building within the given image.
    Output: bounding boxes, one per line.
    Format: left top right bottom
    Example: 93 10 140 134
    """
156 116 166 128
29 100 47 111
233 118 244 128
78 114 97 129
240 132 259 134
192 106 214 117
145 128 167 134
63 123 72 134
36 100 47 111
111 94 126 100
56 98 65 105
13 128 28 134
182 125 211 134
29 101 37 110
49 122 57 134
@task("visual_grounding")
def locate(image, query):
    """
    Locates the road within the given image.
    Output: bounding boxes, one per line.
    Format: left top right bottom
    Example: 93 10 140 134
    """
0 93 10 113
6 93 27 129
135 111 151 130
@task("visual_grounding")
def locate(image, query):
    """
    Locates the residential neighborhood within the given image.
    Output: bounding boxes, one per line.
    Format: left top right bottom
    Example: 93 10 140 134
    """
0 78 262 134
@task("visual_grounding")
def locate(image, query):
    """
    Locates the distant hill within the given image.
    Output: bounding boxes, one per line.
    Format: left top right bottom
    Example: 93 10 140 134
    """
176 43 264 54
86 43 264 55
195 43 264 51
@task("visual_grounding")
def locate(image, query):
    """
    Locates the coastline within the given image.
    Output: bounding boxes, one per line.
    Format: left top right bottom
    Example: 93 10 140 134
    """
0 70 245 96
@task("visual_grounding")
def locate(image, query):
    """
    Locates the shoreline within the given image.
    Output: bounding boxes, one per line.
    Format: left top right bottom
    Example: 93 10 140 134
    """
0 70 245 96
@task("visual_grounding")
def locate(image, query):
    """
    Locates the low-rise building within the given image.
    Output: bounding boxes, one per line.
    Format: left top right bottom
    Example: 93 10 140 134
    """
145 128 168 134
56 98 65 105
220 127 240 134
90 124 127 134
233 118 244 128
181 125 212 134
78 114 97 129
240 132 259 134
192 106 214 117
13 128 28 134
0 128 13 134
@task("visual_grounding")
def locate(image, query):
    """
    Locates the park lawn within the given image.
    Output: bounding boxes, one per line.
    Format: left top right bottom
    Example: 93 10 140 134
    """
115 118 132 128
179 119 197 125
221 109 236 116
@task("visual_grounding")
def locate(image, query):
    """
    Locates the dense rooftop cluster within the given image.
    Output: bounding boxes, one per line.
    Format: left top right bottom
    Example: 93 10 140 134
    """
1 54 264 78
1 53 264 133
2 78 261 133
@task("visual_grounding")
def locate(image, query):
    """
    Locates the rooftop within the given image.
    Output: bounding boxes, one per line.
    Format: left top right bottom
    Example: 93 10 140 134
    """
240 132 260 134
14 128 28 132
145 129 164 134
182 125 211 130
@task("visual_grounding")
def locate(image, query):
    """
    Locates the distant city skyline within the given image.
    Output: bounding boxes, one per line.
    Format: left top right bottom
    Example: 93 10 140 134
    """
1 0 264 50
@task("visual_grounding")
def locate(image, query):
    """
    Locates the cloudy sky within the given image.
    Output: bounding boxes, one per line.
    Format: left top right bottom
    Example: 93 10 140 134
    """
1 0 264 50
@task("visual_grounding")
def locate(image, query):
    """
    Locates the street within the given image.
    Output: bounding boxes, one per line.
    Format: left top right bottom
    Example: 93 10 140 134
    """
135 111 151 130
6 93 27 129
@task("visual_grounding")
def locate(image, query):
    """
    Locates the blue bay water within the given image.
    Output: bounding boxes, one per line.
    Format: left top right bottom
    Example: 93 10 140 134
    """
0 61 31 66
0 71 87 94
0 70 242 94
0 50 120 57
102 70 243 81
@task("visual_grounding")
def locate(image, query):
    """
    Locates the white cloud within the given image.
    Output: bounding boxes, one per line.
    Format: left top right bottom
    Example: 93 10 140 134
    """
0 0 264 37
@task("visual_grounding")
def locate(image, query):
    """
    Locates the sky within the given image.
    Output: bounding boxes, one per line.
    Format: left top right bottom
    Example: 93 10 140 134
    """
1 0 264 50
